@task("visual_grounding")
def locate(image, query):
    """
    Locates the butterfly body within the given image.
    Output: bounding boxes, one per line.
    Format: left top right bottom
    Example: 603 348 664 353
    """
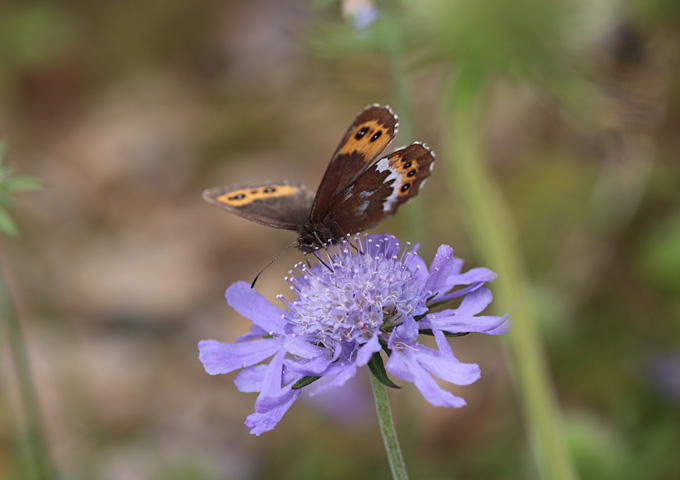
203 105 435 253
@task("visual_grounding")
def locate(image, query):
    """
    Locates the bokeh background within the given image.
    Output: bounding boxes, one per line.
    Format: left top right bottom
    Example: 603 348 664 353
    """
1 0 679 479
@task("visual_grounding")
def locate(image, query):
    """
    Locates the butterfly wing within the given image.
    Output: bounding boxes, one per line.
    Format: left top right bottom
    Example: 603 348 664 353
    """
310 105 399 223
203 182 314 231
320 143 435 234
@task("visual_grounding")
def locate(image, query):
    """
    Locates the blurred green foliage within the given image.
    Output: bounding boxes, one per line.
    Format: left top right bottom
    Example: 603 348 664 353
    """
0 143 41 237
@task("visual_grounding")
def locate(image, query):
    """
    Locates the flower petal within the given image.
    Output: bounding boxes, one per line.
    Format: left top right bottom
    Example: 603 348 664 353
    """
234 364 268 392
407 253 429 284
385 326 481 407
424 245 455 295
226 281 287 335
452 266 497 285
245 388 300 436
389 316 419 348
253 350 303 413
450 257 464 276
386 344 469 408
286 355 334 376
198 338 282 375
309 362 359 395
431 267 497 301
438 287 494 317
483 314 512 335
282 335 328 360
425 329 481 385
432 282 483 303
356 334 381 366
427 287 511 335
428 312 511 334
234 324 269 342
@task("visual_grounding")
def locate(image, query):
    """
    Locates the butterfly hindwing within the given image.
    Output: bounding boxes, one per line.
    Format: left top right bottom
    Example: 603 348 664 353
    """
202 182 314 231
320 142 435 234
310 105 398 223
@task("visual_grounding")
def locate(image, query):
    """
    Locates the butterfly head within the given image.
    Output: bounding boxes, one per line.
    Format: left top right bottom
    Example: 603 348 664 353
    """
296 222 337 254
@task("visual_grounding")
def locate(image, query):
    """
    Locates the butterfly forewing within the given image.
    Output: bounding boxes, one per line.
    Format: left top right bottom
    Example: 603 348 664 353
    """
320 142 435 234
310 105 398 223
202 182 314 231
203 105 434 253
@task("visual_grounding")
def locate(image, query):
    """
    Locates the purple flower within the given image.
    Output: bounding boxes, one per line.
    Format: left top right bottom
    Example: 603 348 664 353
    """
341 0 380 30
199 234 510 435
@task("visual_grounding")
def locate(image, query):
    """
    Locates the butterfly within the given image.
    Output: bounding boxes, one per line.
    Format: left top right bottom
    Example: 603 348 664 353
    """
203 104 435 253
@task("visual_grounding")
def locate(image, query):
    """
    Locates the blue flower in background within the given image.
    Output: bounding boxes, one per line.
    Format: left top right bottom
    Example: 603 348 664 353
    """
199 234 509 435
342 0 380 30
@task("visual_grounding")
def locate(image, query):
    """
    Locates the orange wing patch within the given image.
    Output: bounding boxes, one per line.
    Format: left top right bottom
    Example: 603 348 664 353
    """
338 120 393 160
216 184 301 207
390 151 428 195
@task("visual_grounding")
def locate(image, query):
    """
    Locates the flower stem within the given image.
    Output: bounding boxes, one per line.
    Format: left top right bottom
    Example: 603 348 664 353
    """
0 259 53 480
376 0 427 245
369 372 409 480
446 69 578 480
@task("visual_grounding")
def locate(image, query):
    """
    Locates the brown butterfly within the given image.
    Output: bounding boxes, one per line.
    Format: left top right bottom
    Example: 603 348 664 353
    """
203 104 435 253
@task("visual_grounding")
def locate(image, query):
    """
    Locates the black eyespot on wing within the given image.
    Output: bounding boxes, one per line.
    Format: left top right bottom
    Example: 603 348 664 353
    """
203 182 315 232
407 170 416 177
355 127 369 140
403 161 412 168
401 183 410 192
370 131 382 142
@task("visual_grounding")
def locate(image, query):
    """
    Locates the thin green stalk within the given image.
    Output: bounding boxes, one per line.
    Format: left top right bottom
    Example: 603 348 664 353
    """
446 70 578 480
376 0 426 241
376 0 415 143
369 372 409 480
0 259 53 480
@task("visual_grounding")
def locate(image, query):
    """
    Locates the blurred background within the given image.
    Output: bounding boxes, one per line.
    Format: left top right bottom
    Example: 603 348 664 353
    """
1 0 679 479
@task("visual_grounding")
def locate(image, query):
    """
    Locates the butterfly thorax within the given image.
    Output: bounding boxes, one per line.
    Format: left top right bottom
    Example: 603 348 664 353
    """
296 222 341 254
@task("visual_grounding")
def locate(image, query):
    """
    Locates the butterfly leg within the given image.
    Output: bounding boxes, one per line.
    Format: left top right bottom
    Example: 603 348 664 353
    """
311 250 334 272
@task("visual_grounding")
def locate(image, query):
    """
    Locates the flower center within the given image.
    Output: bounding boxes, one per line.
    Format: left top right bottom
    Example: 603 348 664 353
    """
281 236 424 352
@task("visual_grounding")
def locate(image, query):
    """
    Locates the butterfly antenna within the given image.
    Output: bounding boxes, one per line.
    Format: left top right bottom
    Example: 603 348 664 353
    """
251 240 298 288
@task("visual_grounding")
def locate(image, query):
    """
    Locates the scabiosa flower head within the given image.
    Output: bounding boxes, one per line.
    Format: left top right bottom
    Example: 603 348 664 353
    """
199 234 510 435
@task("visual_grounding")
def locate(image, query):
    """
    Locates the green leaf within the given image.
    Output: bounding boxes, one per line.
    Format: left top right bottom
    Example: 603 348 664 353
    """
292 375 321 390
419 328 469 338
368 352 401 389
0 207 19 237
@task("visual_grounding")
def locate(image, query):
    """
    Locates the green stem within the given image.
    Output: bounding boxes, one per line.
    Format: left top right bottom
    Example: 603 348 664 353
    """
377 0 426 242
0 259 53 480
446 69 578 480
375 0 414 139
369 371 409 480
